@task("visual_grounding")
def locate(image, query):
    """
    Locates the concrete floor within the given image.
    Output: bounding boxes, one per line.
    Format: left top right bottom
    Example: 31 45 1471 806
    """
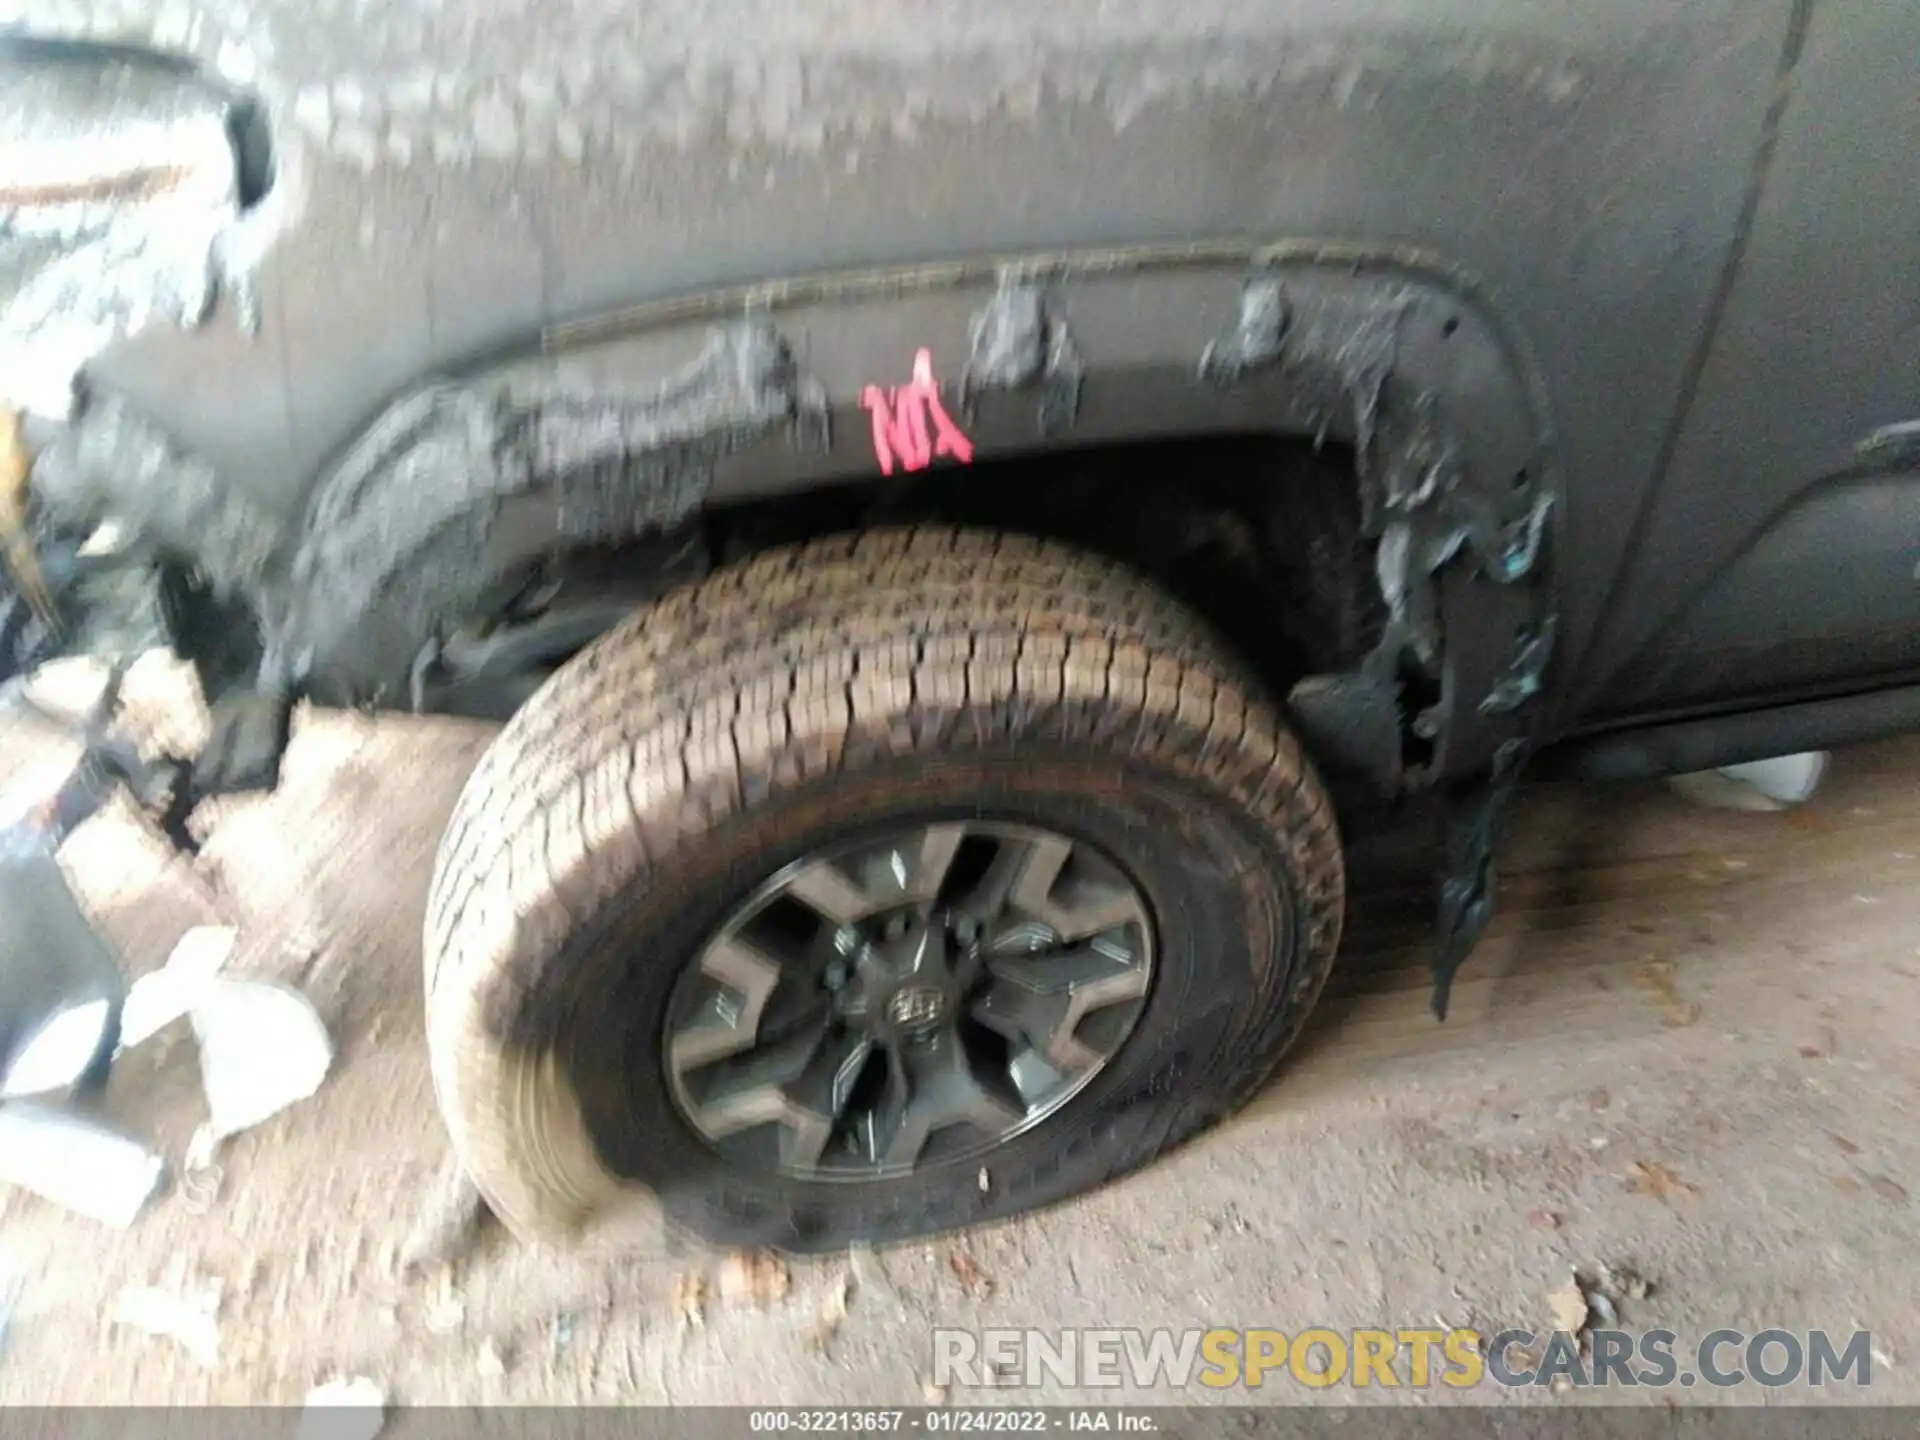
0 661 1915 1407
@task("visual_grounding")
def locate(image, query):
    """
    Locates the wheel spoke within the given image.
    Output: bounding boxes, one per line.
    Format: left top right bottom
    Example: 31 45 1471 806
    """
782 862 874 926
973 942 1151 1073
667 937 784 1073
956 833 1148 944
868 1034 1024 1168
684 1023 872 1171
1004 833 1075 916
952 831 1064 925
782 823 968 924
1045 887 1151 944
902 824 968 903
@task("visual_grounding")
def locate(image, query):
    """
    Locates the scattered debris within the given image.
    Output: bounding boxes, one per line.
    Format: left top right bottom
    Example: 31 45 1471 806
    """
298 1377 387 1440
1629 961 1674 996
1526 1209 1560 1232
716 1250 790 1309
921 1378 950 1405
549 1312 575 1358
475 1337 508 1378
119 926 237 1048
1545 1277 1588 1336
109 920 336 1154
1667 752 1829 812
1628 960 1698 1028
670 1272 708 1329
0 1257 22 1365
111 1276 222 1369
1798 1029 1838 1061
1596 1263 1651 1302
1868 1175 1910 1206
422 1271 466 1335
0 830 127 1104
193 979 333 1140
1588 1089 1610 1112
1622 1160 1696 1202
178 1123 224 1213
1544 1265 1649 1347
0 1102 166 1228
1832 1134 1863 1156
948 1247 995 1300
400 1154 488 1273
802 1272 853 1351
977 1167 991 1194
1501 1337 1543 1374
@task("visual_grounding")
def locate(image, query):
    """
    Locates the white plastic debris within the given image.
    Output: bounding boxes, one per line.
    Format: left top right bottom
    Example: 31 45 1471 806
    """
120 925 237 1048
298 1377 387 1440
191 978 332 1140
1667 751 1828 812
111 1278 221 1368
0 1102 166 1227
123 925 331 1142
1 999 113 1098
0 1255 24 1362
1723 751 1829 804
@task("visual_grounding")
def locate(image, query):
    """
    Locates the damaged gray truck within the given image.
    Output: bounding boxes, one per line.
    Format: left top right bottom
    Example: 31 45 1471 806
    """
2 4 1917 1250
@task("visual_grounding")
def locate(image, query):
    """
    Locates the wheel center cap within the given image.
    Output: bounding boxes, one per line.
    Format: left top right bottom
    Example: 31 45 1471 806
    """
885 984 948 1035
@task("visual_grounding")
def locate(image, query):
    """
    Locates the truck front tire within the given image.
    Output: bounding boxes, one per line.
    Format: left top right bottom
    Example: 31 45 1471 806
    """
423 528 1344 1250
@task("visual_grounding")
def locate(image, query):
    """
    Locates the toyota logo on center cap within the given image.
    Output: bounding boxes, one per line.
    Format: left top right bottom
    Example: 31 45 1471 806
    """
886 985 947 1034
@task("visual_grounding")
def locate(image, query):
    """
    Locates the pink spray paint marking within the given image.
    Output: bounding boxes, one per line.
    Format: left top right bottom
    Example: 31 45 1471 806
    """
861 348 974 475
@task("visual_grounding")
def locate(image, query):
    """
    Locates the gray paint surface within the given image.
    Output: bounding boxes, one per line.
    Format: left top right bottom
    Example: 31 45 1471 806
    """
1576 3 1920 717
7 0 1864 733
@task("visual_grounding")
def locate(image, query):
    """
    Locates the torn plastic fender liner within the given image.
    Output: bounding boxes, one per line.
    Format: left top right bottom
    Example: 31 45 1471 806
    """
245 244 1553 721
965 276 1085 438
29 390 283 601
1194 270 1560 1016
1 38 281 692
22 242 1552 838
1185 271 1560 787
270 319 829 706
1 406 56 628
1200 277 1292 384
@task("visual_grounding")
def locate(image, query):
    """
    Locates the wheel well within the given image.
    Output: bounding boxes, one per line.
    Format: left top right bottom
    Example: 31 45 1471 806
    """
715 436 1383 684
421 435 1384 719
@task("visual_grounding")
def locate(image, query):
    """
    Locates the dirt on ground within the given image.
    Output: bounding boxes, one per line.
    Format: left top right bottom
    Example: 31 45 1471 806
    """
0 657 1915 1408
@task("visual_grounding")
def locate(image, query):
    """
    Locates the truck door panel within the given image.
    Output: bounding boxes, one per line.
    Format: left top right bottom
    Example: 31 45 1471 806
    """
1574 4 1920 720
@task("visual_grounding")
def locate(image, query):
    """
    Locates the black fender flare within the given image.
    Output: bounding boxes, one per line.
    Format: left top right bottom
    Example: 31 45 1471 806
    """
264 240 1562 791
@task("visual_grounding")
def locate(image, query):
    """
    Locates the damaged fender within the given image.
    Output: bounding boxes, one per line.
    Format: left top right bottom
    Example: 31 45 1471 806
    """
1 35 279 689
14 238 1561 1009
0 37 277 420
225 247 1560 774
271 320 829 706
